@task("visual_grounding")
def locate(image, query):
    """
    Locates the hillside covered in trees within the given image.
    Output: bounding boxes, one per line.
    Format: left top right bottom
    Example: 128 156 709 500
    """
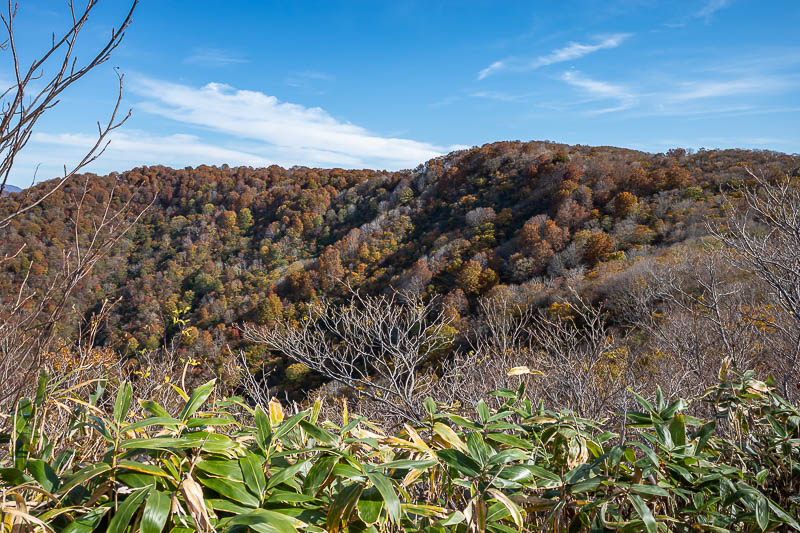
1 141 799 402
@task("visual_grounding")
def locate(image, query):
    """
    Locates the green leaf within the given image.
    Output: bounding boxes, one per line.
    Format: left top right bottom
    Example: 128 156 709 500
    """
196 457 244 481
178 379 216 422
365 470 400 525
477 400 490 424
300 420 338 446
424 397 436 416
120 432 236 453
631 484 671 498
267 459 311 490
629 494 657 533
755 495 769 531
62 506 110 533
327 482 364 532
199 476 259 507
34 370 49 407
225 508 301 533
303 454 338 495
121 417 181 433
487 449 528 466
357 487 383 525
140 400 171 418
255 405 272 454
113 382 133 426
117 460 171 479
694 421 716 453
240 450 267 500
467 432 489 467
669 413 686 447
273 410 309 442
107 487 149 533
27 459 60 492
59 462 112 495
486 433 534 450
436 449 482 478
141 489 171 533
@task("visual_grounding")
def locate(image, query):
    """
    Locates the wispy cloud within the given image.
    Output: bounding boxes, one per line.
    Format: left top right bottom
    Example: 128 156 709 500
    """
478 34 631 80
184 48 248 66
285 71 334 94
128 77 451 169
560 70 637 113
669 77 788 101
696 0 731 19
30 131 273 168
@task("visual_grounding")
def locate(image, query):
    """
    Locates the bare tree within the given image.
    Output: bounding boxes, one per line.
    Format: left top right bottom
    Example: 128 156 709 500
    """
711 168 800 397
241 290 454 422
0 0 138 227
435 295 538 409
528 291 624 418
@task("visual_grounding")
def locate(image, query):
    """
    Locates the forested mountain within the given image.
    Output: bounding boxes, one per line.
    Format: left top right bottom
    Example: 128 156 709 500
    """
1 140 798 394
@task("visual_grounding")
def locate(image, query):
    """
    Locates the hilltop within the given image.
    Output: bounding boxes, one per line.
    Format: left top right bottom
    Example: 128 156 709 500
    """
1 140 798 394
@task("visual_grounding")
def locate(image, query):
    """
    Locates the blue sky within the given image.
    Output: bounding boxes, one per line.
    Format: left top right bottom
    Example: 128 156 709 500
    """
6 0 800 186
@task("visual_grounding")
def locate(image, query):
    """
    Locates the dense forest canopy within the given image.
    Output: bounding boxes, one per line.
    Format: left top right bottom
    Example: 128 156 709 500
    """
1 140 798 398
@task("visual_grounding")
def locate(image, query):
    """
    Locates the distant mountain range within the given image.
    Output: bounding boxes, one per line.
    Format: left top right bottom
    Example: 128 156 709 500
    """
1 184 21 196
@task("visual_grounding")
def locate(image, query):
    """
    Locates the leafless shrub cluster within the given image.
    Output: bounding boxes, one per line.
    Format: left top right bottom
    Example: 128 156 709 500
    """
241 290 455 422
712 168 800 396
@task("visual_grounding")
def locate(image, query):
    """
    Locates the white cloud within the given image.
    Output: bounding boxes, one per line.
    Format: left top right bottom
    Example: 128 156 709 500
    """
560 70 637 113
131 77 450 169
696 0 731 19
670 78 786 101
30 131 273 167
478 34 630 80
477 61 505 80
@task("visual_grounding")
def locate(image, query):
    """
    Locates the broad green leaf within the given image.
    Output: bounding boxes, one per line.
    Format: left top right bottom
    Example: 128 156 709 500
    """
240 450 267 499
62 506 110 533
267 459 310 490
59 463 112 495
433 422 468 452
436 449 482 478
122 417 181 433
178 379 216 422
196 458 244 481
255 405 272 454
300 420 338 446
486 433 535 450
140 400 171 418
327 482 364 532
141 489 171 533
107 487 149 533
669 413 686 447
225 508 302 533
113 382 133 426
274 410 309 442
629 494 657 533
631 484 671 498
467 432 489 467
365 471 400 525
755 495 768 531
27 459 60 492
488 488 523 530
477 400 490 424
199 476 259 507
303 454 338 495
